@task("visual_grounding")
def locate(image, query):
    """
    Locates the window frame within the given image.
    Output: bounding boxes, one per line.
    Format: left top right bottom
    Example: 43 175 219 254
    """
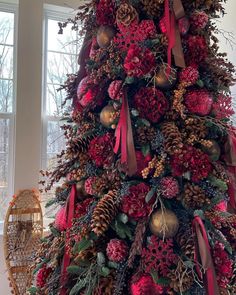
0 2 17 226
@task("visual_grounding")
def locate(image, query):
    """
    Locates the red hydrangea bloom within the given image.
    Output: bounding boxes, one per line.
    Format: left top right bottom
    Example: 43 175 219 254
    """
122 183 151 219
134 87 169 123
213 241 233 288
171 145 212 182
36 265 52 288
184 89 213 116
186 35 208 66
106 239 129 262
124 44 155 77
179 66 199 86
138 20 157 39
160 177 179 198
84 177 97 195
191 11 209 29
212 94 234 120
88 133 114 168
108 80 124 100
131 273 165 295
96 0 115 26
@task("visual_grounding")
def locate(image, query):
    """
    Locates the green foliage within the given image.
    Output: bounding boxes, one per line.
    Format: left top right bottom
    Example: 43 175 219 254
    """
97 252 106 266
69 279 87 295
207 175 228 191
74 237 92 254
45 198 57 208
50 226 61 237
100 266 110 277
28 286 39 295
150 271 170 286
141 144 150 156
111 219 133 240
117 213 129 224
67 265 85 275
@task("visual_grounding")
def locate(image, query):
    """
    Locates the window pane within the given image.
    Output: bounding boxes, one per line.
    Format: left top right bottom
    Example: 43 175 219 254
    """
0 79 13 113
0 118 9 220
0 45 13 79
47 120 65 168
0 11 14 45
47 19 78 54
46 85 67 116
47 51 78 84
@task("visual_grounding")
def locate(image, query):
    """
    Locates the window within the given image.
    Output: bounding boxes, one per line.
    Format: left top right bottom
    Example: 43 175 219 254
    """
0 6 16 221
42 11 81 170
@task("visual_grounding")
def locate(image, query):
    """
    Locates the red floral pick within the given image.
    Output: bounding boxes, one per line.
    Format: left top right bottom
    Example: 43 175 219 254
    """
212 94 234 120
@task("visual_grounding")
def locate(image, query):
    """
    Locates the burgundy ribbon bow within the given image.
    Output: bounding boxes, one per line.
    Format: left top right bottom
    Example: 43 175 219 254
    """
192 216 220 295
59 184 76 295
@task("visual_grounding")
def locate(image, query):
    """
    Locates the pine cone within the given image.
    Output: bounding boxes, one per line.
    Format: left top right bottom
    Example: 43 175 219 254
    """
161 122 183 154
212 162 229 183
91 190 119 236
183 183 211 209
168 261 194 293
93 274 114 295
141 0 164 18
182 117 207 145
176 227 195 260
136 126 156 145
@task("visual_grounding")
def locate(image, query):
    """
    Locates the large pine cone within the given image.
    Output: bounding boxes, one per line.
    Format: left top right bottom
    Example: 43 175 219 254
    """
91 190 119 236
161 122 183 155
176 227 195 260
183 183 211 209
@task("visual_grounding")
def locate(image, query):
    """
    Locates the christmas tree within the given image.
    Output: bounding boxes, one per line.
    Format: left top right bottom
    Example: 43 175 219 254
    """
31 1 236 294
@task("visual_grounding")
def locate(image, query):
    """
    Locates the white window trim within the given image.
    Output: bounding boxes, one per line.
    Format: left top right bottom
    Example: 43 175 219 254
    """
0 2 18 230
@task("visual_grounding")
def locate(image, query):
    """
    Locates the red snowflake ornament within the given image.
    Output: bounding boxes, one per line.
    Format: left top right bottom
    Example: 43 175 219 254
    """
212 94 234 120
141 235 177 276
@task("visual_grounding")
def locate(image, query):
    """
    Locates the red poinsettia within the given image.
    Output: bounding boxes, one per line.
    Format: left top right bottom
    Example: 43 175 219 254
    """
88 133 114 168
171 145 212 182
124 44 155 77
134 87 169 123
122 183 151 219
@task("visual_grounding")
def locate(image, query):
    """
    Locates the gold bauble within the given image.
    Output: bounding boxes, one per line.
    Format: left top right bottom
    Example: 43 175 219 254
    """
76 180 90 199
154 65 177 90
149 209 179 238
100 105 117 128
97 26 115 48
202 140 221 162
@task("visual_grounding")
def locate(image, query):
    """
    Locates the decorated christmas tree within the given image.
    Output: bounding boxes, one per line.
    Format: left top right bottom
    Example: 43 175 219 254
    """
31 1 236 294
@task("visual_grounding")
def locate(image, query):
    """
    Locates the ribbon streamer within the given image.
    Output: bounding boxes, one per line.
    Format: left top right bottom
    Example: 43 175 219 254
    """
114 92 137 176
192 216 220 295
164 0 186 69
59 184 77 295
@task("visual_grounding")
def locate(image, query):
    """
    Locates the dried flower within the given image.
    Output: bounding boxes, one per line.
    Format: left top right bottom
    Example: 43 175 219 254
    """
106 239 129 262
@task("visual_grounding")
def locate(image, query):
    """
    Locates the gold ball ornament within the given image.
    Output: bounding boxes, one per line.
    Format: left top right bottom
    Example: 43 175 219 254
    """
154 65 177 90
97 26 115 48
149 209 179 238
202 140 221 161
76 180 90 199
100 105 117 128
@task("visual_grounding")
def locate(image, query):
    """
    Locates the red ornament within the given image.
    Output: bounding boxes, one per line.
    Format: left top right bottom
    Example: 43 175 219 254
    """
142 235 177 276
134 87 169 123
54 206 67 232
106 239 129 262
122 183 151 220
124 44 156 78
184 89 213 116
77 77 99 107
131 273 165 295
212 94 234 120
160 177 179 199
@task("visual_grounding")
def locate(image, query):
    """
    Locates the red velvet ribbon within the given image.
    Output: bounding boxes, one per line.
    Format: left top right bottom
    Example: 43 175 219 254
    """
114 93 137 176
59 184 77 295
164 0 185 70
192 216 220 295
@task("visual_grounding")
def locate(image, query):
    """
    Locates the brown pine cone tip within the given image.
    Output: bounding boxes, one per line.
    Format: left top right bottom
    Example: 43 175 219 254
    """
91 190 119 236
183 183 211 209
161 122 183 154
176 227 195 260
136 126 156 145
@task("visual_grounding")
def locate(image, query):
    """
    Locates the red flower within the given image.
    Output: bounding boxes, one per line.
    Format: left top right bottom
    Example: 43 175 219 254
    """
108 80 124 100
213 241 233 288
184 89 213 116
179 66 199 86
75 198 93 218
160 177 179 199
122 183 151 219
191 11 209 29
96 0 115 26
106 239 129 262
186 35 208 66
134 87 169 123
36 265 52 288
131 273 165 295
171 145 212 182
88 133 114 168
124 44 155 77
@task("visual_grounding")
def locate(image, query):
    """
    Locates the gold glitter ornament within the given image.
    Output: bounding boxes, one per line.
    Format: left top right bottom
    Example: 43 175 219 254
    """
149 209 179 238
97 26 115 48
154 65 177 90
100 105 118 128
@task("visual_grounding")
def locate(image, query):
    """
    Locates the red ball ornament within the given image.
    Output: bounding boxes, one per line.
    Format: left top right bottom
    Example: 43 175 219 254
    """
131 273 164 295
77 77 99 107
184 89 213 116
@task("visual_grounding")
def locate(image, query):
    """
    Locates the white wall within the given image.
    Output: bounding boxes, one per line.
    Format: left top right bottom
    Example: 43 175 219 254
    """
0 0 236 294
